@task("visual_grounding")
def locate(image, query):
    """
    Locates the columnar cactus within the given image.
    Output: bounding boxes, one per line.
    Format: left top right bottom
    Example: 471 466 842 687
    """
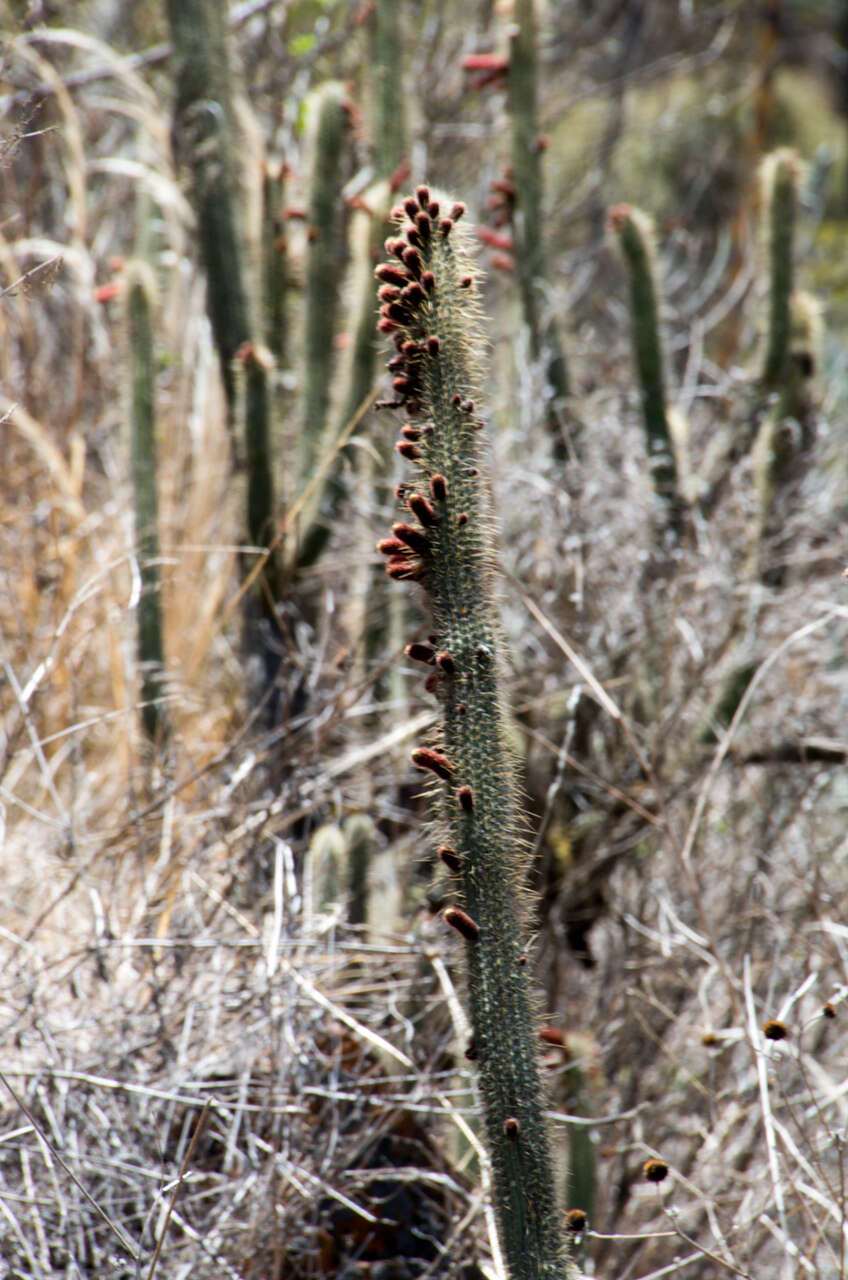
508 0 570 453
375 190 571 1279
262 159 287 364
165 0 249 419
126 261 167 744
760 148 800 390
608 204 684 536
300 81 350 488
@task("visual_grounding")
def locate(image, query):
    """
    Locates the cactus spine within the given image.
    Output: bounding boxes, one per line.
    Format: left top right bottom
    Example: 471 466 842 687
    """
608 204 683 534
299 82 349 489
126 261 167 744
375 191 570 1279
508 0 570 451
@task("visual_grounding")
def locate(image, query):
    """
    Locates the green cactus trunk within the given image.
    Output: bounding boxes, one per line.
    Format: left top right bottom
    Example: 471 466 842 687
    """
126 262 167 745
297 185 388 571
508 0 570 453
299 82 349 489
610 204 683 535
165 0 249 419
262 159 287 365
371 0 406 185
375 191 570 1279
761 149 799 389
167 0 280 684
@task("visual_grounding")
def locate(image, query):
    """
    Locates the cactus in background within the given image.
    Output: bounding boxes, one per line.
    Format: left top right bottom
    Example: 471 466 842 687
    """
507 0 571 455
375 190 571 1278
165 0 249 420
297 184 389 571
371 0 406 185
760 148 800 390
608 204 684 536
299 81 350 490
126 261 167 744
344 813 377 928
262 159 287 365
166 0 280 683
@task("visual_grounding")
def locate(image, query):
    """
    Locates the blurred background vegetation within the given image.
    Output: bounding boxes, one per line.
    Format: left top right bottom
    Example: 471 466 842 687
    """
2 1 848 1277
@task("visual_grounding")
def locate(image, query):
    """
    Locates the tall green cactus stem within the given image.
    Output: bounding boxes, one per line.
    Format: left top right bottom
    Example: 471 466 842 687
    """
508 0 570 454
371 0 406 183
165 0 249 420
608 204 683 535
300 82 350 488
240 343 280 599
375 191 570 1278
344 813 377 928
298 185 389 571
760 148 800 389
126 261 167 744
262 160 287 364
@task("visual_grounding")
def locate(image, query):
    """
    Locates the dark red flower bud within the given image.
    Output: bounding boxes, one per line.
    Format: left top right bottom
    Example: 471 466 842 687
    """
539 1027 566 1047
449 202 466 222
386 556 422 580
408 492 437 526
377 537 407 556
444 906 479 942
427 335 441 355
416 185 431 209
429 474 448 501
400 424 420 441
457 513 468 526
427 201 440 219
439 218 453 236
457 785 474 812
421 271 436 293
406 642 436 664
411 747 455 780
396 440 421 460
438 845 461 873
403 281 425 305
384 237 406 258
503 1117 520 1139
436 651 455 674
401 246 422 277
375 264 409 287
403 197 419 220
414 212 431 239
460 275 473 289
393 522 430 554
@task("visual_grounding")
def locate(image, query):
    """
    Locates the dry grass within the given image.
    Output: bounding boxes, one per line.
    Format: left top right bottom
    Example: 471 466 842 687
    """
2 5 848 1279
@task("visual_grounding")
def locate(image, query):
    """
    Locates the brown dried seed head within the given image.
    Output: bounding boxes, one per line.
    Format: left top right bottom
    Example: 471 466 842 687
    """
444 906 479 942
643 1158 669 1184
411 747 455 780
763 1019 789 1041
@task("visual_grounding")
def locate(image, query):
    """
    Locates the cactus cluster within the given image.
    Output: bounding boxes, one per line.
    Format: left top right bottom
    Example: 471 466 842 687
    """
375 189 570 1279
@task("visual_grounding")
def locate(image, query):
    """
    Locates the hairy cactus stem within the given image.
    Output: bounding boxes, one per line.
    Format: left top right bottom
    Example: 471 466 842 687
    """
375 192 570 1278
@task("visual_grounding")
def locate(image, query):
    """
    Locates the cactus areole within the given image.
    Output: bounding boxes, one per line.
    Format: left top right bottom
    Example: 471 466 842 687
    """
375 189 570 1278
